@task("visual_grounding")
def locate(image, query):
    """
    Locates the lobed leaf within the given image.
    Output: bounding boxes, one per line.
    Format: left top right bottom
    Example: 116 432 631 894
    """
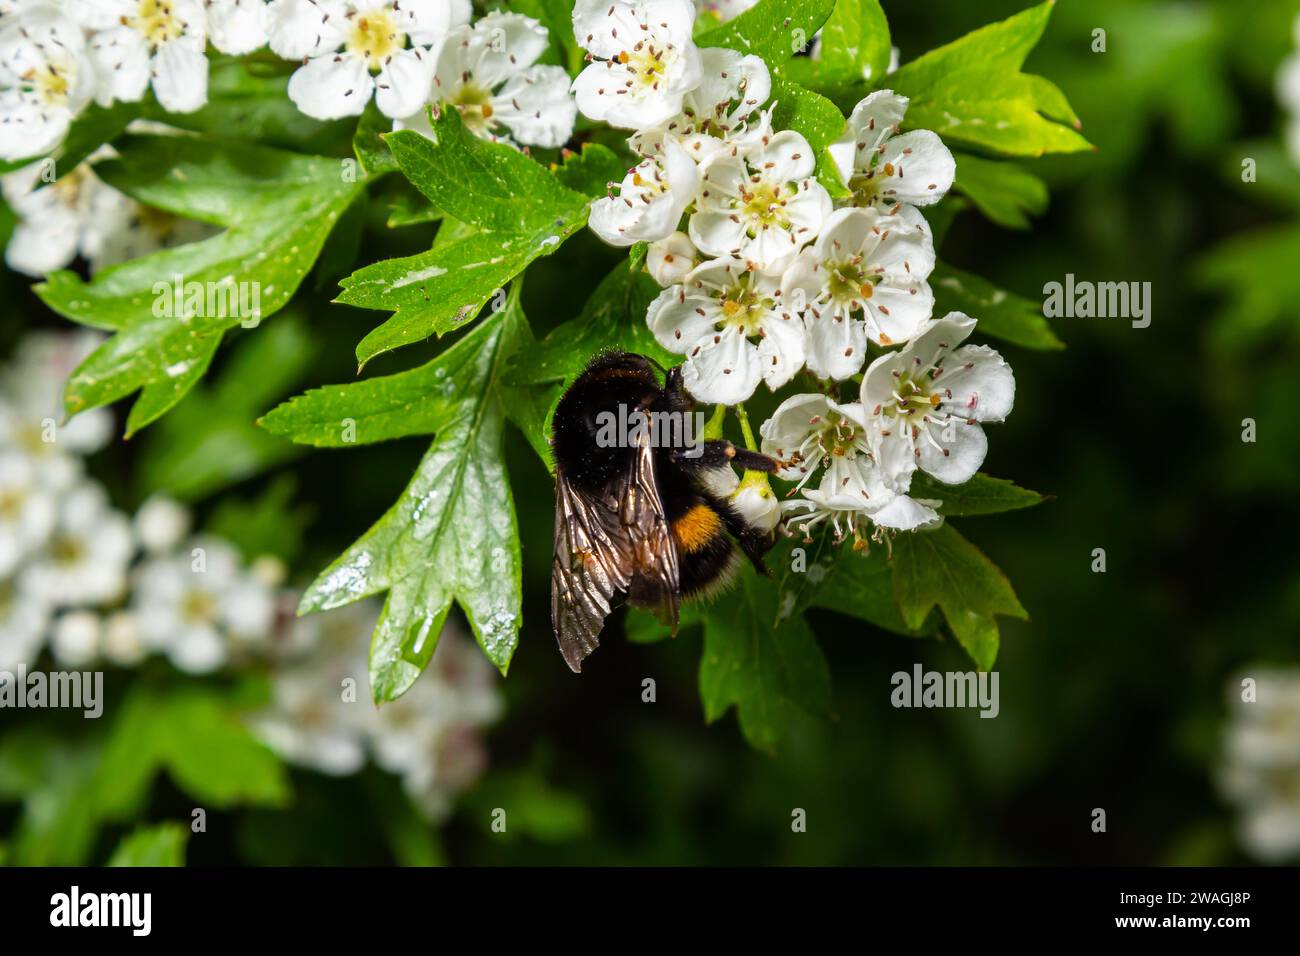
888 1 1091 157
290 299 536 689
932 261 1064 351
35 134 364 430
890 524 1027 669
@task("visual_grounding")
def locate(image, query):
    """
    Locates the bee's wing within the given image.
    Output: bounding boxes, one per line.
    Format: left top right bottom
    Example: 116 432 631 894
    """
551 440 679 673
621 437 680 633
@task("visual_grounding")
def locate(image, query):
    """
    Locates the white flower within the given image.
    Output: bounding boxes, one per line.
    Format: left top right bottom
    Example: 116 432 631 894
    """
205 0 270 55
278 0 468 120
132 536 274 673
50 609 101 666
102 609 146 665
1220 669 1300 862
570 0 702 130
690 128 832 270
0 159 141 277
729 469 779 533
133 495 191 554
395 12 575 147
0 330 112 486
647 256 803 404
645 230 697 286
364 626 501 819
862 312 1015 489
0 579 48 669
828 90 956 211
782 204 936 379
250 604 375 775
760 392 941 534
588 136 699 246
19 481 133 608
629 46 770 164
249 603 502 819
0 3 96 161
86 0 210 113
0 451 56 578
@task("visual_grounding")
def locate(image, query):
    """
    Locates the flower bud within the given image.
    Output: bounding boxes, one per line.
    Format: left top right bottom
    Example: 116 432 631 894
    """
730 470 780 534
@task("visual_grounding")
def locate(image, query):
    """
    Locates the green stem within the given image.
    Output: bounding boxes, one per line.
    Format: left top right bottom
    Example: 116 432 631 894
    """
734 403 758 452
703 403 727 441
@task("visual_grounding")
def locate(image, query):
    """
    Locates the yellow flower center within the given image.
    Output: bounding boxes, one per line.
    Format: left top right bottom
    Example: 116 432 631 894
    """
181 588 217 624
452 84 497 136
621 44 671 94
740 180 789 232
347 9 405 70
133 0 186 46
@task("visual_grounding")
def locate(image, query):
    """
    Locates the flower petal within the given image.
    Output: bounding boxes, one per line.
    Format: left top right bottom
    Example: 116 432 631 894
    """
151 42 209 113
288 53 373 119
681 326 761 404
494 64 576 148
374 47 432 119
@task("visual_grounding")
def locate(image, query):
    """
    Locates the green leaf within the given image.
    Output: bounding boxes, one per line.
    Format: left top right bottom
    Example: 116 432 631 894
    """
36 134 364 428
135 315 316 500
505 0 584 74
552 142 628 198
386 111 588 234
355 101 400 177
290 304 532 689
107 823 189 867
468 768 593 843
932 261 1064 351
1200 223 1300 350
505 263 676 389
812 544 927 637
770 77 849 198
342 223 585 367
890 524 1026 669
952 152 1048 230
908 472 1046 517
889 1 1091 157
94 686 290 818
696 0 836 65
818 0 892 87
699 569 831 752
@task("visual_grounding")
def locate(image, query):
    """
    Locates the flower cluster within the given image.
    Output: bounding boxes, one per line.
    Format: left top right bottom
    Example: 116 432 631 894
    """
0 1 578 162
1220 669 1300 862
252 602 502 820
0 329 500 818
0 330 280 671
1 147 212 277
577 1 1012 545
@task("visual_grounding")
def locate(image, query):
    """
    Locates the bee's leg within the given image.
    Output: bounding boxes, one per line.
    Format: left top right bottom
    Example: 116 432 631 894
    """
669 440 778 473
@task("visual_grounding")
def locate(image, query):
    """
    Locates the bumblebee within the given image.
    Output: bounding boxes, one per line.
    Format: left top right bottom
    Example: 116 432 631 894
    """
550 351 779 672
